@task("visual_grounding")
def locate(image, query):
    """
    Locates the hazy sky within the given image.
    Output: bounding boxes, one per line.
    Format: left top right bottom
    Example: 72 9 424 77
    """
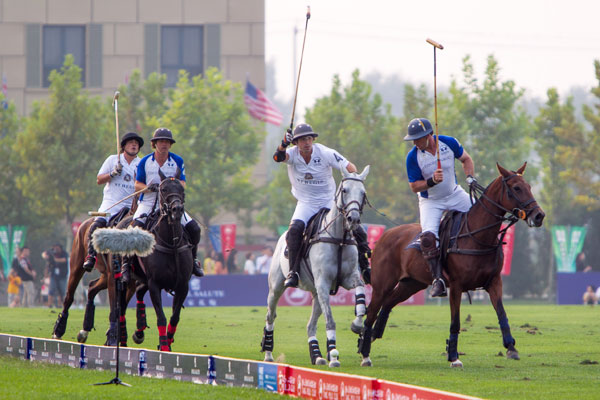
265 0 600 118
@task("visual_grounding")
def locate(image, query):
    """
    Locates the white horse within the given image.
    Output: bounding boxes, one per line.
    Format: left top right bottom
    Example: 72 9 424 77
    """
261 165 370 368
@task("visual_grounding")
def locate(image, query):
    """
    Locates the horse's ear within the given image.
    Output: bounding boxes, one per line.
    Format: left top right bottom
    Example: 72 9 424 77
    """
158 168 167 181
175 167 181 180
496 162 510 178
358 165 370 181
516 162 527 175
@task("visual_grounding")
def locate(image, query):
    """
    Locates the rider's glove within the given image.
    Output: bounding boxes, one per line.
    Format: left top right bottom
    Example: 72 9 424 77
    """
466 175 477 186
281 128 293 148
147 183 159 192
109 163 123 178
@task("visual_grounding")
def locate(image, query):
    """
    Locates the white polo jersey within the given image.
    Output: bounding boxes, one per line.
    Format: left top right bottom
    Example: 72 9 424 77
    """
285 143 349 204
406 135 464 200
97 154 140 212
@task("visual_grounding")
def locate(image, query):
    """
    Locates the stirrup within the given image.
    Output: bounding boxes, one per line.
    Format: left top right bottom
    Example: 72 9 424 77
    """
192 260 204 277
430 278 447 297
284 271 299 288
82 255 96 272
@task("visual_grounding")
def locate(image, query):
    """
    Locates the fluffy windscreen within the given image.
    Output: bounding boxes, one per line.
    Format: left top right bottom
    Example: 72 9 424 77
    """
92 227 155 256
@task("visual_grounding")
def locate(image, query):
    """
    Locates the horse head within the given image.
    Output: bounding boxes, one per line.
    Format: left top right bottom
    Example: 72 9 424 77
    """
158 167 185 224
495 162 545 227
337 165 370 231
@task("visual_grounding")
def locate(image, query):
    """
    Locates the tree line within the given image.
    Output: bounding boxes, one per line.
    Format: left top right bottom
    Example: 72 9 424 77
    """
1 54 599 299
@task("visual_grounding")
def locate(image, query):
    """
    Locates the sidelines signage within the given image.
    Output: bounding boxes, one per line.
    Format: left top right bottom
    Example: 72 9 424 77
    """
0 333 480 400
551 225 587 273
0 225 27 276
278 285 425 307
207 224 237 261
0 226 10 276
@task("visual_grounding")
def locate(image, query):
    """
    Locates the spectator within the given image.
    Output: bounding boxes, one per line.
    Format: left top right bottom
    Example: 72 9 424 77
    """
7 267 22 307
244 252 256 275
226 248 239 274
582 285 597 305
576 252 592 273
256 246 273 274
14 246 36 307
203 251 216 275
43 244 69 308
213 252 227 275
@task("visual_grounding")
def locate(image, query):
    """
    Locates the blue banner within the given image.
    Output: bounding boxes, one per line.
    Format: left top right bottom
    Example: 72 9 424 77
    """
208 225 222 253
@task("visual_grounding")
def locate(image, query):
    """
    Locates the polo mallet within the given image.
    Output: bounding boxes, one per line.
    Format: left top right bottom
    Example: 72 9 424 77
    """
92 226 155 387
87 186 148 218
426 38 444 169
289 6 311 131
112 91 120 157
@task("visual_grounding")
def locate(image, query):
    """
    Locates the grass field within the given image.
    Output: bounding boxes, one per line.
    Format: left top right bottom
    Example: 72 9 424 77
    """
1 303 599 399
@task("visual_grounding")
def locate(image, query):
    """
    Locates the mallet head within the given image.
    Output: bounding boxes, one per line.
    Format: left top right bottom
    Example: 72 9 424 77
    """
112 91 120 107
306 6 311 19
426 38 444 50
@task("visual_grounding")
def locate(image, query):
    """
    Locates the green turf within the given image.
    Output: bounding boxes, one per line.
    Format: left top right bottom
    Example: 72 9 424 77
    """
1 304 599 399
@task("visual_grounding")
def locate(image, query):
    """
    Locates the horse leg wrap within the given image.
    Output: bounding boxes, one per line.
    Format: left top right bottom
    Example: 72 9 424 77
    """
136 301 148 331
499 317 516 348
82 302 95 332
373 309 390 339
261 327 274 352
119 315 127 346
167 324 177 345
308 339 323 365
446 333 459 362
158 325 170 351
326 339 337 361
358 326 372 357
355 293 366 316
53 311 69 338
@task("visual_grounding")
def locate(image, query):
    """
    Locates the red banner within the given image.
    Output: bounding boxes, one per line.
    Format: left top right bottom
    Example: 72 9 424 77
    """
366 224 385 250
71 221 82 237
500 224 516 275
220 224 236 261
278 286 424 307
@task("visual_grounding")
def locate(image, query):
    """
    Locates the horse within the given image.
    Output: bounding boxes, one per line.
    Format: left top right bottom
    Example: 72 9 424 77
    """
127 170 194 351
52 213 138 346
358 162 545 367
261 165 370 368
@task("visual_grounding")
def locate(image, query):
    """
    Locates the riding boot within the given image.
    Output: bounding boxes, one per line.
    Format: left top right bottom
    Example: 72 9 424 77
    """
421 231 446 297
353 224 372 284
122 219 145 283
82 218 107 272
184 220 204 277
284 220 306 288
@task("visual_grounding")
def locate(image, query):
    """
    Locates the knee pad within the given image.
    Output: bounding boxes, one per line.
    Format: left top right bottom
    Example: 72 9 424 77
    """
286 220 305 244
420 231 437 250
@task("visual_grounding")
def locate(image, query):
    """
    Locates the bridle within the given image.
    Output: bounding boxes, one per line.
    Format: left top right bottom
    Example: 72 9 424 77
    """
159 178 185 223
334 177 367 230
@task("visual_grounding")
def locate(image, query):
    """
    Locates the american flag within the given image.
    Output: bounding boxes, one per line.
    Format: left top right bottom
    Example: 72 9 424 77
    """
244 80 283 126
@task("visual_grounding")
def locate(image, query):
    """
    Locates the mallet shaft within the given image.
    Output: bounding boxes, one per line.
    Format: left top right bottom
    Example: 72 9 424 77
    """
289 6 311 130
113 91 120 157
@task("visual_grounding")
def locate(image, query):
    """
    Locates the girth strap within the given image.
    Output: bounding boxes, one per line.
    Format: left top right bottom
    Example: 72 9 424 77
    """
153 243 192 255
311 235 357 295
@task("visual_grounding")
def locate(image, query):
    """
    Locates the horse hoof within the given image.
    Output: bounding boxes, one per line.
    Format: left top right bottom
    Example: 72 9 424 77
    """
361 357 372 367
450 359 463 368
315 357 327 366
51 334 61 340
77 330 89 343
506 350 520 360
132 331 145 345
329 360 341 368
350 320 364 335
264 352 274 362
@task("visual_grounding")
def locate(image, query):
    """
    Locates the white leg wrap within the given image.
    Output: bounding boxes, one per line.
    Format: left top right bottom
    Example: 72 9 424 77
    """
308 336 317 343
326 330 336 341
266 323 274 331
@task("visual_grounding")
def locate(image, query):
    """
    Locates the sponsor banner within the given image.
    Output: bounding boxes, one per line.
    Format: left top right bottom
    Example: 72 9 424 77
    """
71 221 82 237
221 224 237 261
258 362 279 392
551 225 587 273
0 333 28 359
0 226 10 276
376 380 479 400
213 356 259 388
140 350 209 382
83 343 117 372
366 224 386 250
278 285 425 307
208 225 222 253
27 339 78 367
280 365 374 399
9 225 26 263
500 224 515 275
556 272 600 305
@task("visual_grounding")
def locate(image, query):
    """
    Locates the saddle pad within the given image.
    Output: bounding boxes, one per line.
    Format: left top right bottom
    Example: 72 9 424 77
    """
405 233 422 251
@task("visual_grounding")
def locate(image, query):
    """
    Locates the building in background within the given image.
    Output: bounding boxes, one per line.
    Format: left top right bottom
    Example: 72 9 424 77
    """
0 0 265 116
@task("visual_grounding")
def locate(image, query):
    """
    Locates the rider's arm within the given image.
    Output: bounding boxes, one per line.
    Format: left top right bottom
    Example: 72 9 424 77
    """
458 150 474 177
345 162 357 173
97 173 111 185
135 180 148 192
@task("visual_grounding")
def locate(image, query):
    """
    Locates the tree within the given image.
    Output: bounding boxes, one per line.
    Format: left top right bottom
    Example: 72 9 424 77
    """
441 55 533 184
14 55 113 241
160 68 264 243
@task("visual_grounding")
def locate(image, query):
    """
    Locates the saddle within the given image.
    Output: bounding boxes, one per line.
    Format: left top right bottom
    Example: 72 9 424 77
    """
107 207 131 227
284 208 330 262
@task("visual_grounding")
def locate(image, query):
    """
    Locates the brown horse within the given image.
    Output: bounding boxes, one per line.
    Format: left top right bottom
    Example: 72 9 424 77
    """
358 162 545 367
51 216 140 346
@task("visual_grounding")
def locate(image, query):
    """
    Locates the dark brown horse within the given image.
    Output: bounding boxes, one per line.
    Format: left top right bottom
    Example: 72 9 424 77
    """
52 215 139 346
358 162 545 367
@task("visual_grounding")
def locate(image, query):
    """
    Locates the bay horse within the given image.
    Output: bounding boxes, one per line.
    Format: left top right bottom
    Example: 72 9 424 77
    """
358 162 545 367
52 213 138 345
128 170 194 351
261 166 370 368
